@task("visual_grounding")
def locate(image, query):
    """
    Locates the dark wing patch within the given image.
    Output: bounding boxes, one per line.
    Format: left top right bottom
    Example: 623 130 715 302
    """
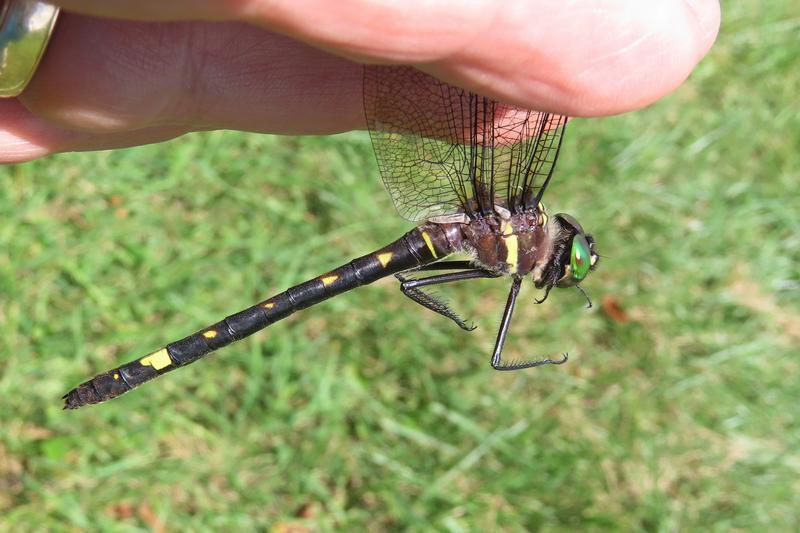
364 66 567 222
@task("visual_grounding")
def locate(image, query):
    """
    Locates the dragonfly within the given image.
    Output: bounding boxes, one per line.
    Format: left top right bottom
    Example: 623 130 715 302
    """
63 66 599 409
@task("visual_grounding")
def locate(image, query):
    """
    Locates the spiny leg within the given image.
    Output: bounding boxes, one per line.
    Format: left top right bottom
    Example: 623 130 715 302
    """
397 262 499 331
395 260 478 283
491 277 568 371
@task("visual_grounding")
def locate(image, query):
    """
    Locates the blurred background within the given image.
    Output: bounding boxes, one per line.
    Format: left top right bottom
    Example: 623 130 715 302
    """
1 1 798 530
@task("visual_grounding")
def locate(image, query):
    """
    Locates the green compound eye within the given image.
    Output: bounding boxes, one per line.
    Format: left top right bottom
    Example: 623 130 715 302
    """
570 234 591 281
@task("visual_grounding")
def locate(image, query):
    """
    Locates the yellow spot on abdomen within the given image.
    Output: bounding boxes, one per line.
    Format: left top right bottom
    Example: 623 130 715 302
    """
203 330 217 339
321 275 339 286
262 302 274 309
140 348 172 371
377 252 394 267
421 231 438 258
113 373 119 380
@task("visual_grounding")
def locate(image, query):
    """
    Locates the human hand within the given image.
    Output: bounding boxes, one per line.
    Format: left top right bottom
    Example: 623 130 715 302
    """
0 0 719 163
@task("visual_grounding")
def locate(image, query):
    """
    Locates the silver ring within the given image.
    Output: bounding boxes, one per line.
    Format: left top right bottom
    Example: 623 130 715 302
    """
0 0 59 97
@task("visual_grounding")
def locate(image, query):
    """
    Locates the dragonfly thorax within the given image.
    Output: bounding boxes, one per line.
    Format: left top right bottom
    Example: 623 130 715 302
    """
425 205 599 292
451 208 553 278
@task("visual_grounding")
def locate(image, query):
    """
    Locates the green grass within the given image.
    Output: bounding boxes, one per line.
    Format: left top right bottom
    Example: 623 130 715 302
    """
1 2 799 530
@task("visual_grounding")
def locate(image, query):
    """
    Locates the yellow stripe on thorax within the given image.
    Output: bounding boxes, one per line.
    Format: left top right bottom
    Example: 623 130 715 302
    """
421 231 438 259
501 220 518 274
139 348 172 370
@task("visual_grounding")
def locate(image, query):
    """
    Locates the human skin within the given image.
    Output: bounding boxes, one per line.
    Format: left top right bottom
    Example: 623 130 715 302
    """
0 0 720 163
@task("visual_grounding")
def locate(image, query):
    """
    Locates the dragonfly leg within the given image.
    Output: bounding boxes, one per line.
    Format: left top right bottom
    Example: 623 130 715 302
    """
576 284 593 309
534 284 553 304
402 260 478 273
397 265 499 331
491 277 569 371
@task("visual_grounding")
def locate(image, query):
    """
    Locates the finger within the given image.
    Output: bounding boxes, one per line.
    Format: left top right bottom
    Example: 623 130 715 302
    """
0 100 192 163
5 16 367 163
0 100 78 163
51 0 720 115
19 16 365 134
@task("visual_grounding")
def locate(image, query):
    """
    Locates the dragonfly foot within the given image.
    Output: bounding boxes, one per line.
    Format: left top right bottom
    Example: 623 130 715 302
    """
491 353 568 371
534 285 553 305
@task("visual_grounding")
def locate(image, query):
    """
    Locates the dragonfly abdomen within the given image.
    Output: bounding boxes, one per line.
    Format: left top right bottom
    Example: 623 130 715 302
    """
63 224 457 409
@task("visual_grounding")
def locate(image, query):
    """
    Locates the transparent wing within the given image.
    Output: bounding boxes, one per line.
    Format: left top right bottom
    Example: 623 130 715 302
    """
364 66 568 222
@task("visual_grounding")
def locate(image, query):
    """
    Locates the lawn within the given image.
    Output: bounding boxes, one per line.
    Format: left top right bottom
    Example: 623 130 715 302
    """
1 1 798 530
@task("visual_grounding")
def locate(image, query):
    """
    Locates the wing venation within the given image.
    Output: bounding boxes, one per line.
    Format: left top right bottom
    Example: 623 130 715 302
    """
364 66 567 222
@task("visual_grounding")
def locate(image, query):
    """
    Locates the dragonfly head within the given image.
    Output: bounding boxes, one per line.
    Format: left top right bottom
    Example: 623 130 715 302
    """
536 213 599 290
